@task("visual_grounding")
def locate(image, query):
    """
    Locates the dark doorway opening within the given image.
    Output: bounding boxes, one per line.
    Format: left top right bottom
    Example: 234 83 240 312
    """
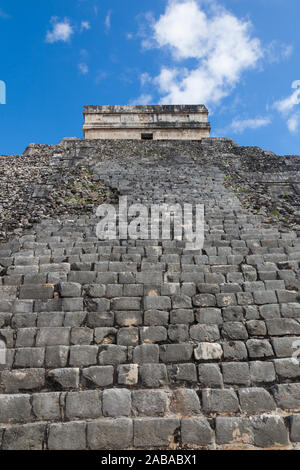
141 133 154 140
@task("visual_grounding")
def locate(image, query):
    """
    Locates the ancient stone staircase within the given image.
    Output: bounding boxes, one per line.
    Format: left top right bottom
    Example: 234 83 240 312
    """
0 141 300 449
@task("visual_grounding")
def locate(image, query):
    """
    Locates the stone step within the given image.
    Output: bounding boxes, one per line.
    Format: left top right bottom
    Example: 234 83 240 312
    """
0 413 297 450
0 385 294 426
0 350 300 388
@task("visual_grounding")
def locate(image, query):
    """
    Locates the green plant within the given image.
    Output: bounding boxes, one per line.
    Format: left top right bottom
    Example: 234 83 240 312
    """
270 209 279 217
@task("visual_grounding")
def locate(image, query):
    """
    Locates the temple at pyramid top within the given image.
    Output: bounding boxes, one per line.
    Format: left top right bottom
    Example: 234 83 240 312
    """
83 104 211 140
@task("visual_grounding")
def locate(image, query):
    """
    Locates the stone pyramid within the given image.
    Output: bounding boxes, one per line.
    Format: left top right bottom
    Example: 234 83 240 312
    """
0 138 300 449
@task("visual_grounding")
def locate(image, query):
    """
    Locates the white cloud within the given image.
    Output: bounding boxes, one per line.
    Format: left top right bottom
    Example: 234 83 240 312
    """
141 0 263 105
273 81 300 134
140 73 152 86
78 63 89 75
264 40 293 64
292 80 300 89
129 94 153 105
274 81 300 114
229 116 271 134
105 11 112 31
215 115 271 136
287 114 299 134
46 18 74 43
80 21 91 32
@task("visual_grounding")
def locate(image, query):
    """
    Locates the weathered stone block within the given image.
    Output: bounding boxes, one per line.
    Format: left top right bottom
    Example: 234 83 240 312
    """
144 310 169 326
48 368 79 390
2 423 46 450
133 344 159 364
272 384 300 410
133 418 180 448
250 361 276 384
140 326 167 343
216 293 237 307
86 298 110 313
198 364 223 388
59 282 82 298
290 414 300 442
87 312 114 328
222 341 248 361
144 296 171 311
221 322 248 341
84 284 106 298
250 415 288 448
259 304 280 319
140 364 168 388
168 324 189 343
82 366 114 387
102 389 131 417
160 344 193 363
190 324 220 342
66 391 101 419
222 362 250 386
172 295 192 309
87 418 133 450
14 348 45 368
167 363 197 383
222 306 244 322
194 343 223 361
36 327 70 346
117 364 139 385
0 394 31 424
273 358 300 380
193 294 216 308
112 297 141 311
45 346 69 368
32 392 62 421
69 345 98 367
115 311 143 327
132 390 169 417
37 312 64 327
181 418 213 447
170 309 194 324
0 369 45 393
196 308 223 325
266 318 300 336
99 345 127 365
202 389 239 414
117 327 139 346
246 339 274 359
19 285 54 300
238 388 276 413
272 336 300 358
94 327 117 344
246 320 267 336
170 389 201 416
70 327 93 345
48 422 86 450
215 417 253 446
253 290 277 305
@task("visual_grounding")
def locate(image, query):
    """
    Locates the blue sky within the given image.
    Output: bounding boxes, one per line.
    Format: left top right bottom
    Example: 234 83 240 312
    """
0 0 300 155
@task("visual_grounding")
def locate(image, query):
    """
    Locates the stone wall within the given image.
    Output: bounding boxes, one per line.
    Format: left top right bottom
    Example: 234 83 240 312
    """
83 127 210 140
83 104 211 140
